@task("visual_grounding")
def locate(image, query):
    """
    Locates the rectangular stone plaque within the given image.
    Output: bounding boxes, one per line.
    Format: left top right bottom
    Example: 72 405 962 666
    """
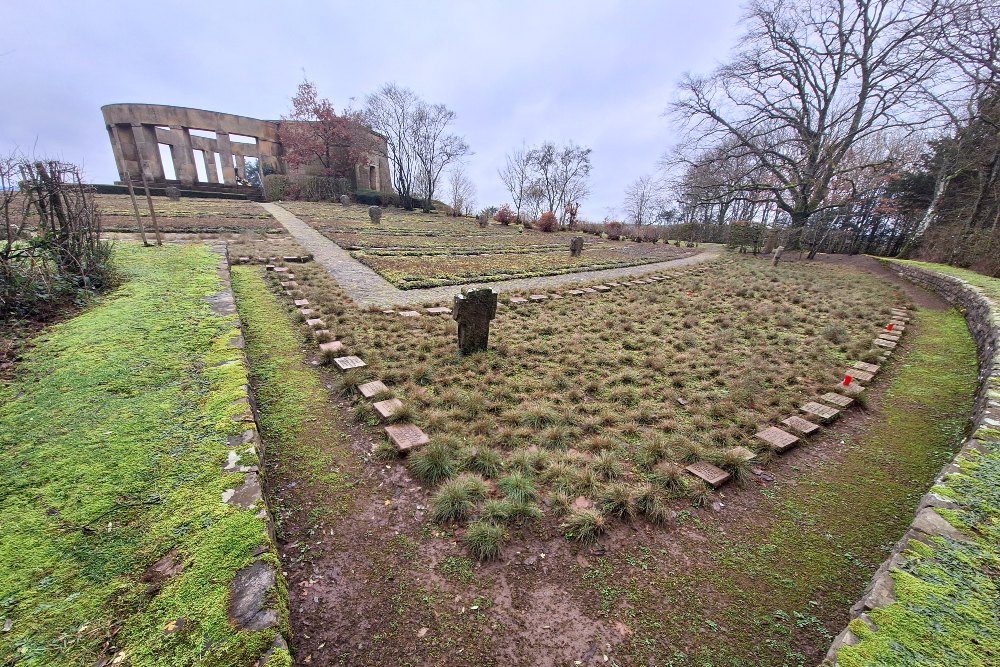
842 383 864 396
608 282 622 287
889 321 906 330
685 461 731 488
821 392 854 408
754 426 800 453
305 318 326 329
801 401 840 422
782 415 820 436
529 294 548 301
549 293 563 299
581 288 597 293
273 267 289 274
281 281 298 288
847 369 874 382
333 355 366 370
265 264 276 271
426 306 452 315
594 285 611 291
299 308 314 318
509 297 528 303
357 380 388 398
878 331 901 341
874 338 897 349
853 361 880 373
319 340 344 354
566 290 584 296
373 398 404 420
399 310 421 317
294 299 309 307
385 423 429 453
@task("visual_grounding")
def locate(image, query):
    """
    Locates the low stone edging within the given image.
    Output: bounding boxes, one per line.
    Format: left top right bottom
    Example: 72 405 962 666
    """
210 245 290 666
822 260 1000 665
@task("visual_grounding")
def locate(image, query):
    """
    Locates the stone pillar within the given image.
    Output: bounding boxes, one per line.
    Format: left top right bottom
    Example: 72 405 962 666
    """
570 236 584 256
235 154 246 181
112 123 142 180
453 288 498 355
107 125 128 182
216 131 237 184
203 150 219 183
132 124 164 182
170 126 197 185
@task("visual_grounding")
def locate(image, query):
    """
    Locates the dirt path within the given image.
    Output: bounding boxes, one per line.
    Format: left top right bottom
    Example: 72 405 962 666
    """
258 202 720 307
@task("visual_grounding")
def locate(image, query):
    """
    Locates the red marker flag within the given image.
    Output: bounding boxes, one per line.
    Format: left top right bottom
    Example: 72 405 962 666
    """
887 323 894 331
843 374 853 386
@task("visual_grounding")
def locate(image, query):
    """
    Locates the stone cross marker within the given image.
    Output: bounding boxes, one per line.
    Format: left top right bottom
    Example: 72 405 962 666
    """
772 245 784 266
165 186 181 201
570 236 584 256
368 206 382 224
340 194 350 206
453 287 498 355
477 213 489 228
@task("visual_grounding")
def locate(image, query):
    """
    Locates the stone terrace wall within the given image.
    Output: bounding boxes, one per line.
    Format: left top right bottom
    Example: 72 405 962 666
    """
822 261 1000 664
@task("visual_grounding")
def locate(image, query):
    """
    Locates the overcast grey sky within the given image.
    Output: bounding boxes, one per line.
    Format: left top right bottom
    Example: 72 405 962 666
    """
1 1 745 217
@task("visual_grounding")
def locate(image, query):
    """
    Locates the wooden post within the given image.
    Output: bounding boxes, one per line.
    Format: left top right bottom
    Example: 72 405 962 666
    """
124 169 150 247
138 168 163 245
111 124 150 246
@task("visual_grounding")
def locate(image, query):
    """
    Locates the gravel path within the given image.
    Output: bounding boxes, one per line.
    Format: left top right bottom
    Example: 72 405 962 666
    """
260 202 721 307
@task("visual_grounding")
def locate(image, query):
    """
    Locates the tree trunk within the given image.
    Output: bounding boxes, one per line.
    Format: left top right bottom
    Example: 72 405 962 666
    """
785 209 810 251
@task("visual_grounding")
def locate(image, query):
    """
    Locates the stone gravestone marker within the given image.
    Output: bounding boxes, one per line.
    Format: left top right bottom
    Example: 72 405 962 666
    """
165 186 181 201
477 213 489 228
453 287 498 355
368 206 382 224
340 194 350 206
570 236 584 257
772 245 784 266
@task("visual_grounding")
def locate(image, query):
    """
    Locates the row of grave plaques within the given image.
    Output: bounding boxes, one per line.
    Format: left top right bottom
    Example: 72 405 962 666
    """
265 262 431 454
687 307 910 489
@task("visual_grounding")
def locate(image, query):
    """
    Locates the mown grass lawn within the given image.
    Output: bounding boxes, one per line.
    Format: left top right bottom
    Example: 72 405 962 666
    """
0 243 285 667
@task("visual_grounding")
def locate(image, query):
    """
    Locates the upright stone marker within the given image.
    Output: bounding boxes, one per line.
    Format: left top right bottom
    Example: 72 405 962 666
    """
570 236 584 257
165 186 181 201
772 245 784 266
477 213 489 228
368 206 382 224
453 287 498 355
340 194 350 206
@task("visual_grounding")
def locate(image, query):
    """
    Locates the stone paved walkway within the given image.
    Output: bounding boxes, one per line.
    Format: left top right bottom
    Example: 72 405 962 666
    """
260 203 721 307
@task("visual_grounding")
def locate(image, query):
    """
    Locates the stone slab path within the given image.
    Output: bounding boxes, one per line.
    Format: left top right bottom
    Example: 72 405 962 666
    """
260 203 720 307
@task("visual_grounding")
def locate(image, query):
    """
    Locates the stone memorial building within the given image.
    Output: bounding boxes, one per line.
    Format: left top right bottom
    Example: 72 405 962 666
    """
102 103 394 194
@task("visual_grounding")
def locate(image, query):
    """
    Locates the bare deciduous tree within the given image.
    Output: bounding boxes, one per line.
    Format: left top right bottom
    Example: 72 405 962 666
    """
671 0 944 248
530 142 592 224
413 103 470 212
622 175 660 229
447 166 477 217
498 144 532 222
364 83 421 209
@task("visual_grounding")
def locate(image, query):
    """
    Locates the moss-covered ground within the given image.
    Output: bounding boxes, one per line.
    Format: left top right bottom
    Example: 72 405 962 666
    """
0 244 285 667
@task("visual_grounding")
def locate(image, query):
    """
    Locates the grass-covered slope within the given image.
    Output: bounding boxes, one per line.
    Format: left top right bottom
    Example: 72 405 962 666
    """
0 244 286 667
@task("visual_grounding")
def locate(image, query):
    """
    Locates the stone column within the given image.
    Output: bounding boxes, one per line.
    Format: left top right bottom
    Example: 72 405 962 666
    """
203 150 219 183
132 124 164 181
453 288 498 355
235 154 246 181
107 126 128 182
170 126 197 185
216 131 237 184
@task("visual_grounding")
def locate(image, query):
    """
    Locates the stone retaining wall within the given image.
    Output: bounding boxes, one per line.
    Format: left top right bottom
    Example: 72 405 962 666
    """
209 245 290 666
822 261 1000 664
